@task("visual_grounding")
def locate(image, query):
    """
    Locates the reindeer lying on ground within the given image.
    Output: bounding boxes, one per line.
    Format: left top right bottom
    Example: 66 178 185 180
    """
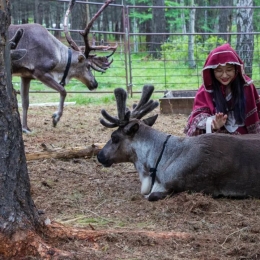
8 0 117 133
97 85 260 201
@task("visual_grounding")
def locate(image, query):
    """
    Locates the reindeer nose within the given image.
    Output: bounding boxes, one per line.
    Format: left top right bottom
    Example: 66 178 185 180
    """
97 151 112 167
89 79 98 90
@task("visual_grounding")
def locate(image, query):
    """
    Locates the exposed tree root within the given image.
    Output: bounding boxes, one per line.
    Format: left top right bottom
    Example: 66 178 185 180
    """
46 221 190 241
0 221 191 259
0 229 72 260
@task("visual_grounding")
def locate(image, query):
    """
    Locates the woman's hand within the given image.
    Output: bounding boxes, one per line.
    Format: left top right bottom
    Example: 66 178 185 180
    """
212 112 228 130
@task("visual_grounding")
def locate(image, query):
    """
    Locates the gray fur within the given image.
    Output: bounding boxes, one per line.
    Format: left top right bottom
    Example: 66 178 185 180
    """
98 86 260 201
8 22 115 133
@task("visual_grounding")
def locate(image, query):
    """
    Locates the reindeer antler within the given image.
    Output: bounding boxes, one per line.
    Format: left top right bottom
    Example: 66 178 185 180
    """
130 85 159 119
100 85 159 128
63 0 117 72
80 0 117 58
63 0 80 51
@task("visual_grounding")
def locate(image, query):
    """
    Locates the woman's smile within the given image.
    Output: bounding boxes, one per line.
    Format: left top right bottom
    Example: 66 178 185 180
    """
219 77 232 85
214 64 236 85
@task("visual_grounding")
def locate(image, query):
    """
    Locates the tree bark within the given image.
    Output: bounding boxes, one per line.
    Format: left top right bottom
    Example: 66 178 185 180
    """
71 0 87 45
180 0 186 34
236 0 254 78
218 0 233 43
149 0 166 58
188 0 196 69
0 0 40 229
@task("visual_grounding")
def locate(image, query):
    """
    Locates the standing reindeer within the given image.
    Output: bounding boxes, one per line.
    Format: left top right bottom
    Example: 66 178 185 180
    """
8 0 117 133
97 85 260 201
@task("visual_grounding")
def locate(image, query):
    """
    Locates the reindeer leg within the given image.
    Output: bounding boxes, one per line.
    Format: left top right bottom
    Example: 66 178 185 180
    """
20 77 31 133
34 71 67 127
140 176 152 195
52 92 67 127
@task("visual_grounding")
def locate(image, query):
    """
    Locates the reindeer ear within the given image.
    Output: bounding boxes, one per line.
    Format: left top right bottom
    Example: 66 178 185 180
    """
123 121 139 136
78 54 85 62
142 114 158 126
10 49 27 61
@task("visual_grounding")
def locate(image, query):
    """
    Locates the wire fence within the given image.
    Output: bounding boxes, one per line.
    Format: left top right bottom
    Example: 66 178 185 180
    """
12 2 260 97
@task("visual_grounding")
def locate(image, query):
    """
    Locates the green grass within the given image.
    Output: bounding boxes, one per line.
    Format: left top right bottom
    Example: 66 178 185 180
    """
12 47 260 106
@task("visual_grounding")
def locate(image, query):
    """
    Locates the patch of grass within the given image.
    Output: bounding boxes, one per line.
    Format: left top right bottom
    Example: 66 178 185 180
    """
58 214 129 229
12 48 260 106
76 217 110 226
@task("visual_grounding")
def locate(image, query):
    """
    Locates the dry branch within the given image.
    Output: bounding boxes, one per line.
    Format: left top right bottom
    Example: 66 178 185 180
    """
25 143 105 161
46 221 191 241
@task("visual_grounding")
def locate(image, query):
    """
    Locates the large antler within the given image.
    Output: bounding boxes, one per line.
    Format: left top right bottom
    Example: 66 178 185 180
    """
80 0 117 58
63 0 117 72
63 0 80 51
100 85 159 128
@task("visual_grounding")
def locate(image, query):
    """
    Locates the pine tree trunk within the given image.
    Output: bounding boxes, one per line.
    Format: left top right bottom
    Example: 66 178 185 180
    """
218 0 233 43
0 0 41 257
236 0 254 78
149 0 166 58
188 1 196 69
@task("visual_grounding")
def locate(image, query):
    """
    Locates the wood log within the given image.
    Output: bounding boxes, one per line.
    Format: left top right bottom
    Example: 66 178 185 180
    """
25 143 105 161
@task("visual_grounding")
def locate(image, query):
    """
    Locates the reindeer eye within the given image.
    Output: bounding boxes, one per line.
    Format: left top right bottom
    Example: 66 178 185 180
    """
111 134 119 143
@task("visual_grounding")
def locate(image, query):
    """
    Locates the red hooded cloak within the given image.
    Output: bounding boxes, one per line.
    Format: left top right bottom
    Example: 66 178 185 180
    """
184 43 260 136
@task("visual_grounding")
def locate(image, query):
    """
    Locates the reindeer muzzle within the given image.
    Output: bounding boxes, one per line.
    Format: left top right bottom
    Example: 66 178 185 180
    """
97 151 113 167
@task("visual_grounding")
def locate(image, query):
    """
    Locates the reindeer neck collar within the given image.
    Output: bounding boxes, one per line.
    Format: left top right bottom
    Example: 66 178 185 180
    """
60 48 72 87
149 135 171 193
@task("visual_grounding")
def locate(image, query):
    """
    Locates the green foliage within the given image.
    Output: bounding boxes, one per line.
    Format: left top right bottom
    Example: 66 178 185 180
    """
126 0 151 5
12 35 260 106
129 11 152 23
164 1 190 32
161 35 226 66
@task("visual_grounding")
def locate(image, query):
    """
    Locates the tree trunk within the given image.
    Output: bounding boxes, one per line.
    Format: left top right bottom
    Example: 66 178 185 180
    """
236 0 254 78
218 0 233 43
149 0 166 58
43 1 51 28
71 0 87 45
55 2 63 39
180 0 186 34
195 0 218 42
10 0 19 24
0 0 43 257
145 19 152 52
34 0 43 24
188 0 196 69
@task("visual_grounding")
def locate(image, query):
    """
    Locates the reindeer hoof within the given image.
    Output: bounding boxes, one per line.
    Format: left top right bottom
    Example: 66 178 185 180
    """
52 119 57 127
52 113 60 127
148 192 169 202
22 128 32 134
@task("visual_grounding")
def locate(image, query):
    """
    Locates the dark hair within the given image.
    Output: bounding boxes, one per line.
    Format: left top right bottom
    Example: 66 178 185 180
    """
210 68 246 124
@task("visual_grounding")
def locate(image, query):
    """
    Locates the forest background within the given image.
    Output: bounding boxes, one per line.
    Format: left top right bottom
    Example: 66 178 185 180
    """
10 0 260 102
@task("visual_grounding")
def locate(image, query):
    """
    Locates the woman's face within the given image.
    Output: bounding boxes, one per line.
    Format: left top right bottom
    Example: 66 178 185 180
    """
213 64 236 86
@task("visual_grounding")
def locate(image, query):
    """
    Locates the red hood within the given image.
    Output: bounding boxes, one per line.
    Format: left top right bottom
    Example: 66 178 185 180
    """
202 43 252 92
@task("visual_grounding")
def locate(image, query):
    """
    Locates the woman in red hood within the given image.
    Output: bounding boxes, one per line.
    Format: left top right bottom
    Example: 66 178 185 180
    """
184 43 260 136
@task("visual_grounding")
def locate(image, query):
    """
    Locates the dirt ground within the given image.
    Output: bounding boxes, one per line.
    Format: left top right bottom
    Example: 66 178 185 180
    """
21 102 260 260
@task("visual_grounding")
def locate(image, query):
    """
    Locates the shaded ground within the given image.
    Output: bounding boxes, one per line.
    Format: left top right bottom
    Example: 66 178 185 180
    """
22 103 260 260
